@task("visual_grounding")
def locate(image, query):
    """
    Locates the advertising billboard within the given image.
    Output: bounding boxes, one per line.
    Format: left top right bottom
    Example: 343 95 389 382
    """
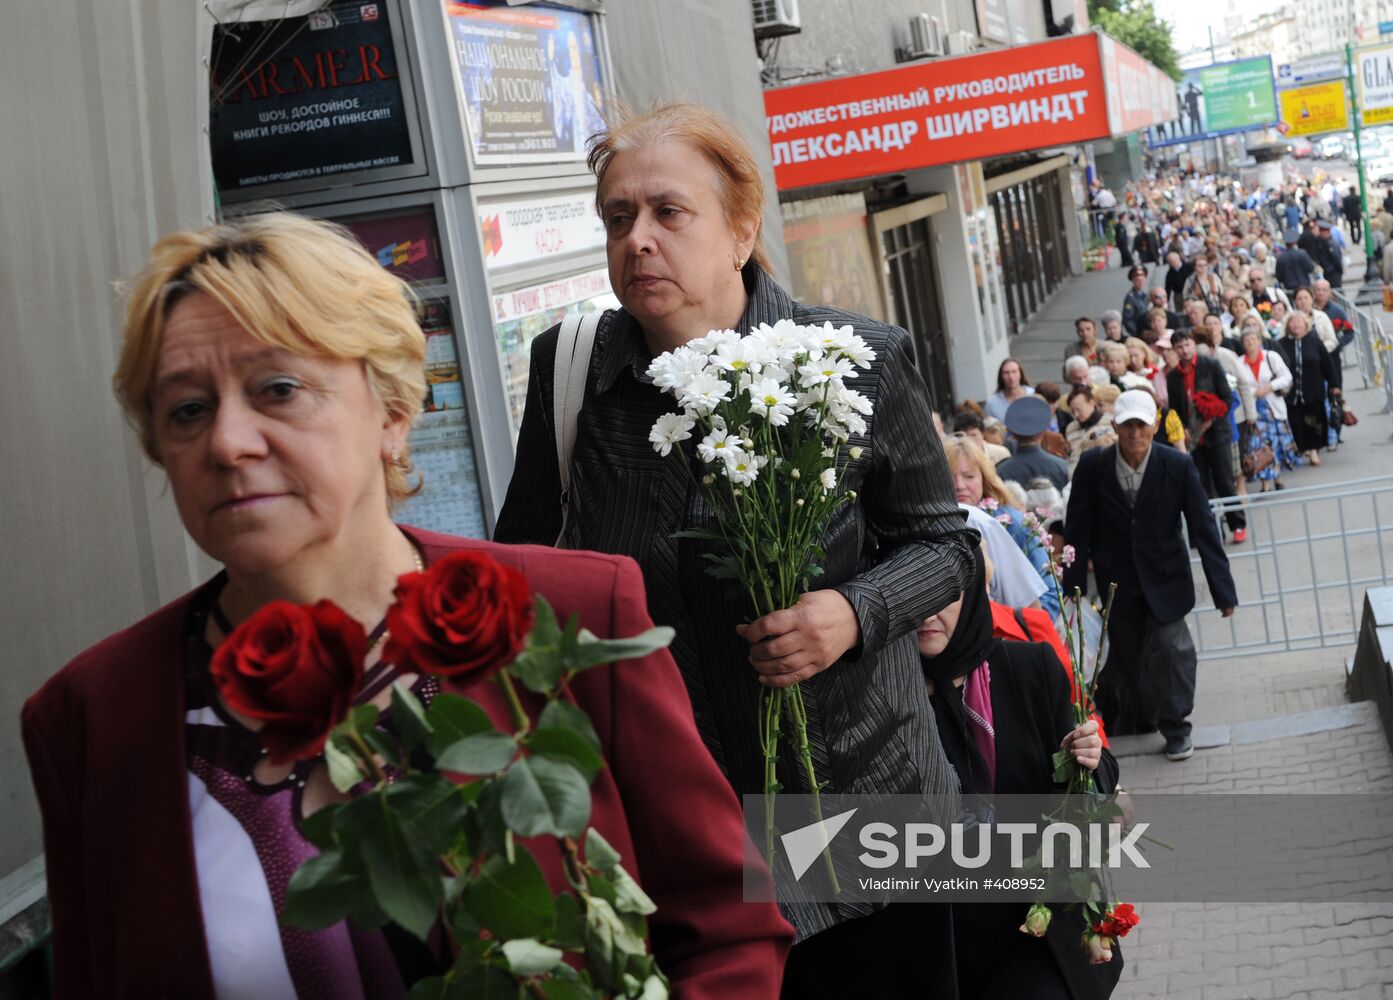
476 190 607 272
763 33 1112 190
446 1 605 164
209 0 420 195
1356 43 1393 126
1146 56 1278 147
1278 80 1350 137
1099 33 1180 136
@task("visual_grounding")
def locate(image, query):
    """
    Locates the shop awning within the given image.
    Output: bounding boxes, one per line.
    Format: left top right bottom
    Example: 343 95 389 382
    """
763 30 1178 191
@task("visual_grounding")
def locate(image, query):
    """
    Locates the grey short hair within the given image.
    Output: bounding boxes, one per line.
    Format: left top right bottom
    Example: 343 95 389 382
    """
1100 309 1122 324
1064 355 1089 375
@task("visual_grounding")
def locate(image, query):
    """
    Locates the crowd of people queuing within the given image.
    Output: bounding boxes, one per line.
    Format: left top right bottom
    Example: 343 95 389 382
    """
946 164 1372 769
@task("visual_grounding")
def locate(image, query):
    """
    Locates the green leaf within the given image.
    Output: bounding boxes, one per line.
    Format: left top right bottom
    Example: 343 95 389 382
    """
384 773 473 857
610 863 657 917
360 803 442 942
511 599 565 693
462 851 555 939
338 703 381 738
509 648 566 694
584 828 622 875
541 981 600 1000
567 627 676 671
528 727 604 782
325 737 365 793
296 802 339 850
363 727 405 770
1069 870 1098 902
281 849 368 929
639 974 669 1000
390 682 433 753
1051 748 1073 785
501 755 592 838
552 891 586 949
502 938 566 976
425 694 496 758
436 732 518 774
538 700 601 754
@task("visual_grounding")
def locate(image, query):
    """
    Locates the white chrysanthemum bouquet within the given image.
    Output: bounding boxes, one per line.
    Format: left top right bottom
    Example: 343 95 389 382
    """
646 319 875 881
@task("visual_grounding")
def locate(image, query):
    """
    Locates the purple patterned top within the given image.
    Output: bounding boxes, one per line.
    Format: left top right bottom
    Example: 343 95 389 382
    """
183 580 442 997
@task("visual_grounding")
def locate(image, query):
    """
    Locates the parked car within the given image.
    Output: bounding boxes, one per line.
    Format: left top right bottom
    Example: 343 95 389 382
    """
1288 137 1314 159
1319 135 1345 159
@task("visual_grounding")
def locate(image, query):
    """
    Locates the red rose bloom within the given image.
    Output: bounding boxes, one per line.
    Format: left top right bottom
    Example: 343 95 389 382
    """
384 551 534 680
1093 903 1140 939
210 599 366 764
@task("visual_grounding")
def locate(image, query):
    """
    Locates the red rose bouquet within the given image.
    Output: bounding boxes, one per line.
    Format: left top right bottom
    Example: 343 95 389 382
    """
211 551 675 998
1193 389 1230 422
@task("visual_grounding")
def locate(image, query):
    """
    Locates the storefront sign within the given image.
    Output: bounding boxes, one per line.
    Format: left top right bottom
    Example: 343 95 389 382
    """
1100 34 1180 137
781 194 885 323
1147 56 1278 148
210 0 416 192
1278 80 1350 137
477 190 607 271
445 1 605 163
764 34 1145 190
1357 43 1393 126
1276 53 1346 87
492 267 611 323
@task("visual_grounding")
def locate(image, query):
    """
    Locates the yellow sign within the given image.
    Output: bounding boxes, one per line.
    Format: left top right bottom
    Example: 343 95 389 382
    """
1279 80 1349 136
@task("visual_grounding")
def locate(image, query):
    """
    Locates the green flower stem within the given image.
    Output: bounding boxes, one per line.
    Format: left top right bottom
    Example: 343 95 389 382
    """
349 731 388 786
1088 583 1119 707
496 670 531 736
761 687 783 870
787 685 839 894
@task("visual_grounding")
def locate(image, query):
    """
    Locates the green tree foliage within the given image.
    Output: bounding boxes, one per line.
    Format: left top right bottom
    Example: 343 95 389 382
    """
1089 0 1182 81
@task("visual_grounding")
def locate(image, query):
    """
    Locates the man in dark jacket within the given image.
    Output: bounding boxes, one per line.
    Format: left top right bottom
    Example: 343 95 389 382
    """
1163 250 1193 311
998 396 1070 490
1064 390 1237 760
1121 265 1151 336
1166 329 1245 541
1311 219 1343 288
1132 220 1159 264
1342 184 1363 243
1275 236 1316 291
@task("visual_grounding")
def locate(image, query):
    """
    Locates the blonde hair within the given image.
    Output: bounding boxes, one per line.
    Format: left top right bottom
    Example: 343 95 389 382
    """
1123 336 1158 368
1099 342 1129 364
587 101 771 273
943 436 1014 507
1091 384 1121 407
114 212 427 504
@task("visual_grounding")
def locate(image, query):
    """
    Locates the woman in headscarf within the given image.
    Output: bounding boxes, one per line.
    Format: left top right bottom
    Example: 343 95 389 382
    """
1273 310 1341 466
920 551 1120 1000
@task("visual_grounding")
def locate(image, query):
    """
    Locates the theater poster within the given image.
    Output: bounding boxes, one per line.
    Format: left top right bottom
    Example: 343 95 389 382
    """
445 1 605 164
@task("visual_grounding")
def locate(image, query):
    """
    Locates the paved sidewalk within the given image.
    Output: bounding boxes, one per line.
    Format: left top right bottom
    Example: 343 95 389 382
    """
1007 267 1393 999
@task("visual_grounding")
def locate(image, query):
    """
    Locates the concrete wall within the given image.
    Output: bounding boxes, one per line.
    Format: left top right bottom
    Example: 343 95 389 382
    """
603 0 790 283
0 0 216 885
769 0 1048 77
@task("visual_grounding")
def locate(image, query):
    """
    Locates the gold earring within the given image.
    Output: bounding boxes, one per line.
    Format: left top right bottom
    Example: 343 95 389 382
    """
735 256 746 271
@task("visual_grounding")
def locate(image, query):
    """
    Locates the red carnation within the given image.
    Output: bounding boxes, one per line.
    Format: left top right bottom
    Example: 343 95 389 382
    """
1193 390 1229 421
210 600 366 764
1093 903 1140 939
383 551 534 681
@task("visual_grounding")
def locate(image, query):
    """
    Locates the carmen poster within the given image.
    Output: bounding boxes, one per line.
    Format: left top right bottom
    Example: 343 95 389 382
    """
446 2 605 163
209 1 417 192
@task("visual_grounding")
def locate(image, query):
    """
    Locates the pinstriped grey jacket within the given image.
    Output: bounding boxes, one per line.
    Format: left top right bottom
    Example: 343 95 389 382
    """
495 268 975 937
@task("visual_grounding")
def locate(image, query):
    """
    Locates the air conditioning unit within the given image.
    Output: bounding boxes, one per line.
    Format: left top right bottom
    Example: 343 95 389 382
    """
907 14 945 58
945 29 979 54
752 0 801 38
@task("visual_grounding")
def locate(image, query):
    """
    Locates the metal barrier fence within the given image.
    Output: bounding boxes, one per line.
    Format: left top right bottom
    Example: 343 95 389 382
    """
1190 475 1393 659
1329 286 1387 399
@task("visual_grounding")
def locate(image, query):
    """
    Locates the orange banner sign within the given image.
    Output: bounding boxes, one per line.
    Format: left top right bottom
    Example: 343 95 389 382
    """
764 34 1118 190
